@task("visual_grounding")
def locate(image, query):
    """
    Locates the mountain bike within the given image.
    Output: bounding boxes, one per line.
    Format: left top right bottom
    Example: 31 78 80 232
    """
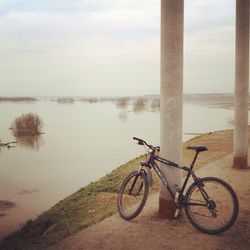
117 137 239 235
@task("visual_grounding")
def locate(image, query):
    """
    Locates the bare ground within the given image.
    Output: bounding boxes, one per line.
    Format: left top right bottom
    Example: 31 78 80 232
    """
49 150 250 250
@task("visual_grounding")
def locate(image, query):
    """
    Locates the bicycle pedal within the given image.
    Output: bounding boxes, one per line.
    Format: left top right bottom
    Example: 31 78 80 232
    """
174 209 180 219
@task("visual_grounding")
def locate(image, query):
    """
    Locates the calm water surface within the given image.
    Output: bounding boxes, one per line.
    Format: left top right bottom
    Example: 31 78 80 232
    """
0 100 243 238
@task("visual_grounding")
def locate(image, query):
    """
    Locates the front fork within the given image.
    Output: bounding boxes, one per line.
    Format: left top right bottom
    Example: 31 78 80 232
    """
129 162 152 196
138 161 153 187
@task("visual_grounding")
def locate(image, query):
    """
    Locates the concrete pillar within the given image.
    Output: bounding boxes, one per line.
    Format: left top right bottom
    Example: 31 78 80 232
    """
234 0 249 169
159 0 184 218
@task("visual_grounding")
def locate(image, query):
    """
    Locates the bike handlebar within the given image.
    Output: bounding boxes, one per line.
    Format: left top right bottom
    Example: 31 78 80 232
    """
133 137 160 151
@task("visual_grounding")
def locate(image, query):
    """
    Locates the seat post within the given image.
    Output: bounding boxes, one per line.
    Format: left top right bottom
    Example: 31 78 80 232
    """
190 151 200 169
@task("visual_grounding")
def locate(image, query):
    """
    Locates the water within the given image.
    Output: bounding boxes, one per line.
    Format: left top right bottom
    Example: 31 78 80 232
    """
0 100 241 238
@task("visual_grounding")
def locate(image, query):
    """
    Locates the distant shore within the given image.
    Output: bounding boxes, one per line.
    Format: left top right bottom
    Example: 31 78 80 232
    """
1 94 250 111
0 97 37 102
0 93 248 102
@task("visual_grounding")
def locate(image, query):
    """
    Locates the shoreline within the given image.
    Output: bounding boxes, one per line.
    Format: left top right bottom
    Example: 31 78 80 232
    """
0 127 244 249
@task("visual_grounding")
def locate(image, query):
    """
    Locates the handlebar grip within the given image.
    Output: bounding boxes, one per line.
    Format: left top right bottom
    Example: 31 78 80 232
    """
133 137 142 141
133 137 145 146
133 137 159 150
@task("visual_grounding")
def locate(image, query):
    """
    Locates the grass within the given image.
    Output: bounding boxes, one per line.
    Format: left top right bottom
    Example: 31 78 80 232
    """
0 129 237 249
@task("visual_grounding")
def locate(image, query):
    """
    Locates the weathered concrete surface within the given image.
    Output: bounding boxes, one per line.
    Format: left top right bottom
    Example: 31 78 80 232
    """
234 0 249 168
160 0 184 217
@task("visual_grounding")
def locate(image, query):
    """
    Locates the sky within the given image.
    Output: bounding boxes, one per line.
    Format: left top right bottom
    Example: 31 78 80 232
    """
0 0 237 97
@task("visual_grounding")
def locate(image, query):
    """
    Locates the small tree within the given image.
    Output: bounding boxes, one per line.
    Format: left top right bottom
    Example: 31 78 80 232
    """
57 98 74 103
133 98 146 113
116 97 129 109
11 113 43 136
151 98 160 112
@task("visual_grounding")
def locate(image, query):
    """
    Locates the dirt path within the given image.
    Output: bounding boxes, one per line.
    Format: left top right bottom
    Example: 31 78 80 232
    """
49 152 250 250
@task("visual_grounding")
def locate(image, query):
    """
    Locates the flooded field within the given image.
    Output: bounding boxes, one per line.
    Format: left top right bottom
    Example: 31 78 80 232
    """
0 98 245 238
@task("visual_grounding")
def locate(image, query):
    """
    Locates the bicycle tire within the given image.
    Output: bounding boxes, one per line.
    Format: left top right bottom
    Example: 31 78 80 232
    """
185 177 239 235
117 171 148 220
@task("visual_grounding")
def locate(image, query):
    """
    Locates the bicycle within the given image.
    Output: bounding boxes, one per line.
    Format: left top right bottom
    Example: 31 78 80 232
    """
117 137 239 235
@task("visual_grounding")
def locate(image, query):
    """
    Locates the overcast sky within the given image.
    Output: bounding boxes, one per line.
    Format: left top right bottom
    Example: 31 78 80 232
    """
0 0 236 96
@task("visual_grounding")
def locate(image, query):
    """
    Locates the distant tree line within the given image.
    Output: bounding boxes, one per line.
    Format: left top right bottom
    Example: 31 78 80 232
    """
79 98 98 103
0 97 37 102
57 98 74 103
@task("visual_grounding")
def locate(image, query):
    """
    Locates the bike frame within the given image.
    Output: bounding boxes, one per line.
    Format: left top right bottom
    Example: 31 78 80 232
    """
142 149 208 208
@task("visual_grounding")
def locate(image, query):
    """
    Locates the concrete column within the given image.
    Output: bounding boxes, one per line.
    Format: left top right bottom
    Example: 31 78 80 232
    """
234 0 249 169
159 0 184 218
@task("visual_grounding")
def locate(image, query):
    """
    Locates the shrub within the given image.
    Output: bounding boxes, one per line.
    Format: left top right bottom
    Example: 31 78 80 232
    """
151 98 160 112
11 113 43 136
116 97 129 109
79 98 98 103
57 98 74 103
133 97 147 113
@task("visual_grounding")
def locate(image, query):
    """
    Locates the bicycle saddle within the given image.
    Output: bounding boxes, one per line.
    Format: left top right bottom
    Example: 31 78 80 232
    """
187 146 208 152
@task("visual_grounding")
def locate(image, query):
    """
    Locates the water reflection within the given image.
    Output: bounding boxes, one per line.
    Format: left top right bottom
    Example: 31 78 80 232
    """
15 135 44 151
118 111 128 122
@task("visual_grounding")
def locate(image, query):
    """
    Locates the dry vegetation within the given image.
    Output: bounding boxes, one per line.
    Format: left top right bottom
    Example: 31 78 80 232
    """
99 97 115 103
17 136 43 151
79 98 98 103
118 111 128 122
151 98 160 112
11 113 43 137
0 97 37 102
133 97 147 113
116 97 129 109
57 98 75 103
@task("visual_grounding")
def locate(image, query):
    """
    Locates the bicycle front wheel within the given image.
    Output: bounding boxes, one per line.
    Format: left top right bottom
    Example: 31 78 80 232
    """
117 171 148 220
185 177 239 235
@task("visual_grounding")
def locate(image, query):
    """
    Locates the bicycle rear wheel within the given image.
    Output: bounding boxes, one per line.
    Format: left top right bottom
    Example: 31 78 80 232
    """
185 177 239 235
117 171 148 220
